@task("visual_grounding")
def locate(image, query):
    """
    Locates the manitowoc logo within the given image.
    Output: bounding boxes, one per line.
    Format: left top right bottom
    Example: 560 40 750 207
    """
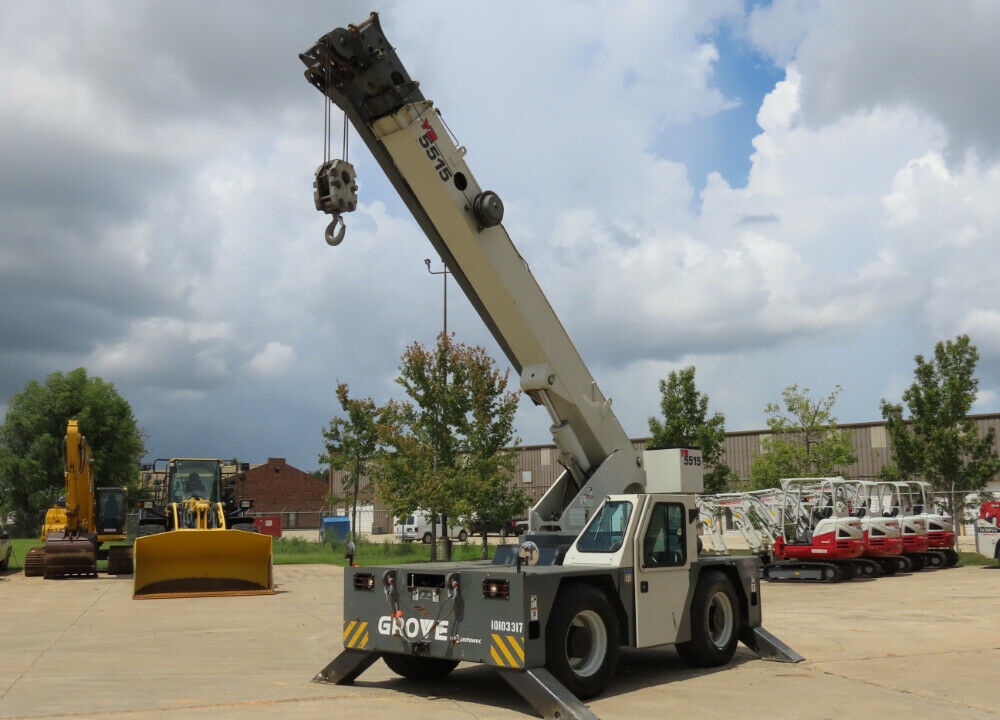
378 615 449 641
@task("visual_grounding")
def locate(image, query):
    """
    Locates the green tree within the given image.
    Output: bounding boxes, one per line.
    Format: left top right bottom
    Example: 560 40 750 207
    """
375 333 522 561
319 383 383 545
647 366 734 493
879 335 1000 513
462 344 527 558
0 368 146 536
749 384 856 490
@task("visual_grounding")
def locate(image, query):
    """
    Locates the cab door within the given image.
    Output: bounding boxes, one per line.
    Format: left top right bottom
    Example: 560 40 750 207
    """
633 499 692 647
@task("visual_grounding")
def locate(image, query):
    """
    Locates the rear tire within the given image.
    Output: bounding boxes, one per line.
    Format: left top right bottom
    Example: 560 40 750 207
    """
457 530 468 542
106 546 133 575
382 653 458 681
676 570 741 667
421 532 432 544
545 583 619 699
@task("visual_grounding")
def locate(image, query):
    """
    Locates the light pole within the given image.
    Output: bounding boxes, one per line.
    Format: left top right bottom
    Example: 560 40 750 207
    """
424 257 449 336
424 257 451 559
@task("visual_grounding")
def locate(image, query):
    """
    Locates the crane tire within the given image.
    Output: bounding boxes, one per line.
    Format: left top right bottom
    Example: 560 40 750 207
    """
676 570 741 668
545 583 619 699
382 653 458 681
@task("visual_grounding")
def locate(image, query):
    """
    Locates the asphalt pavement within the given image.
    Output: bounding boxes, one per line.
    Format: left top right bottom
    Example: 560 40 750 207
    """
0 561 998 719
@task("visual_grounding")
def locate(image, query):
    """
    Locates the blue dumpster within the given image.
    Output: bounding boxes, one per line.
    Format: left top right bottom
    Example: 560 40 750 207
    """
320 516 351 541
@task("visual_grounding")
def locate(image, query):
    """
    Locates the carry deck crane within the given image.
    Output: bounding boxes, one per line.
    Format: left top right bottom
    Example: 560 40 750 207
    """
300 12 800 720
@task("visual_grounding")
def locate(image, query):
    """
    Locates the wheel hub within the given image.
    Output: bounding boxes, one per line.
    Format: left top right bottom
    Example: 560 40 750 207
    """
565 610 607 677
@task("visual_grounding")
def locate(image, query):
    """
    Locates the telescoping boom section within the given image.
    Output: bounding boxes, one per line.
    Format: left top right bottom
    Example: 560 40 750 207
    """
300 13 642 538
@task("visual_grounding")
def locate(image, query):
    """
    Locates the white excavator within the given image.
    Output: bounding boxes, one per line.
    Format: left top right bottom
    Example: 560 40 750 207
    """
300 13 800 720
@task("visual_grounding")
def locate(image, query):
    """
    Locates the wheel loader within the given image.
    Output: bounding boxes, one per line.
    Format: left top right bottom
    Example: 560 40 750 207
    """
24 420 133 578
132 457 273 598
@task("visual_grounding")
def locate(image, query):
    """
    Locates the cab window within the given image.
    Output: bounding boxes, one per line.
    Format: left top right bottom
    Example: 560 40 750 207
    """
642 502 687 567
576 500 632 553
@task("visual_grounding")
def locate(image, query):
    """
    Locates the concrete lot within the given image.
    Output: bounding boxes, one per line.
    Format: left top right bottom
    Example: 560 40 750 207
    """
1 563 998 720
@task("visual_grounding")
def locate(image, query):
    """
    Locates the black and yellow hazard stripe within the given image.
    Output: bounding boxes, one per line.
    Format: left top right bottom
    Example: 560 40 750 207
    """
489 634 525 668
343 619 369 649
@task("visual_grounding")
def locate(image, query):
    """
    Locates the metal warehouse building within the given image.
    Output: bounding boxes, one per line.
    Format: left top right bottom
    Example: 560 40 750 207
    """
326 413 1000 534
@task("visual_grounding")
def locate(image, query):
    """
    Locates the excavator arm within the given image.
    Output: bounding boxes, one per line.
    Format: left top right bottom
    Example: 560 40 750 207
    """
300 13 643 534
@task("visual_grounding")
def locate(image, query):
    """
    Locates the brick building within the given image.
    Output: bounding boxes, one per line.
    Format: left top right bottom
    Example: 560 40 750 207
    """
238 457 330 529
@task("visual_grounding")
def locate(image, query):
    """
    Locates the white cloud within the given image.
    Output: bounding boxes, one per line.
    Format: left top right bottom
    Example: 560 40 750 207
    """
247 342 297 377
975 389 998 412
2 1 1000 470
89 318 236 390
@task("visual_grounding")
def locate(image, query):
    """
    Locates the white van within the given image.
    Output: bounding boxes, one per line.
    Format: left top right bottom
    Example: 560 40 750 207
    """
396 511 468 543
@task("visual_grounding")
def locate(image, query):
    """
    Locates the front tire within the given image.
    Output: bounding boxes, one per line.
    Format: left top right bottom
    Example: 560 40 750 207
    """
675 570 740 668
382 653 458 681
545 583 619 699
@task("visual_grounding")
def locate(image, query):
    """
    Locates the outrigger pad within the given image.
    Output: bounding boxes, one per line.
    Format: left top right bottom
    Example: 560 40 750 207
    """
313 649 380 685
498 667 600 720
741 626 804 663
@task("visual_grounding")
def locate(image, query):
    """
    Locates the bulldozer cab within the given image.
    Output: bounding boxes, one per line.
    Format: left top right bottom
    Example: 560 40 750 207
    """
168 459 221 502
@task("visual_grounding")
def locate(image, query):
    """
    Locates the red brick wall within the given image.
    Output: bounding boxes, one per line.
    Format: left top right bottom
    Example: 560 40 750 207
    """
239 458 329 528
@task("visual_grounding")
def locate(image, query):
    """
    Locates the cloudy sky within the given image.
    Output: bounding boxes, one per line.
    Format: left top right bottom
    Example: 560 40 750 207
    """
3 1 999 474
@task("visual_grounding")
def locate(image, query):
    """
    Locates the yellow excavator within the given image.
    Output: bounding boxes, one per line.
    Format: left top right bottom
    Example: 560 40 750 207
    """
24 420 133 578
132 457 273 598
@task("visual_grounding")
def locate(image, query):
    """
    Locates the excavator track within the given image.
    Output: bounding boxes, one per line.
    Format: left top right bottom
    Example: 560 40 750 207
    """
870 556 899 575
764 561 845 582
23 547 45 577
849 558 881 579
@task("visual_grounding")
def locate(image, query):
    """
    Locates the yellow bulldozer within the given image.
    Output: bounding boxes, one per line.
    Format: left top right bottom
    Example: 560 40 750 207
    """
24 420 133 578
132 457 273 598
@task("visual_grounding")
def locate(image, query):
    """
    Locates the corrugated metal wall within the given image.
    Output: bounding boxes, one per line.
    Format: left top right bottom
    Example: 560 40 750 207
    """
720 415 999 483
325 413 1000 521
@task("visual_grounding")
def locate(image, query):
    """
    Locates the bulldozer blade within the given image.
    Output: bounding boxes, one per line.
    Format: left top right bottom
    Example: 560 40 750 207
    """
133 528 273 599
43 537 97 578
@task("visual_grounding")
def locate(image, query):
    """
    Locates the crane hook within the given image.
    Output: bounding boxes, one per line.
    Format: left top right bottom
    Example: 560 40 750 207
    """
326 215 347 246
